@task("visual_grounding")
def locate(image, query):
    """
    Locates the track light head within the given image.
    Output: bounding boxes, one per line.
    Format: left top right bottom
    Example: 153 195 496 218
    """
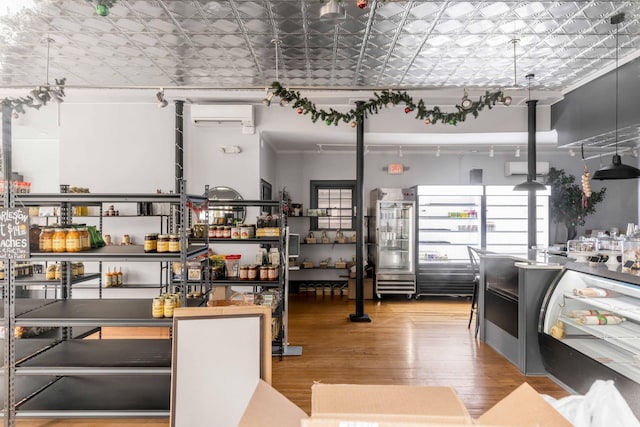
489 146 495 158
263 91 274 107
436 146 441 157
156 89 168 108
460 88 473 110
515 146 521 158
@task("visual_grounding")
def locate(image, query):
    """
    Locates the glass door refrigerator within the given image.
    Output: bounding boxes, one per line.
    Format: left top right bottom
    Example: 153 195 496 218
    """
369 188 416 299
414 185 483 297
485 185 550 256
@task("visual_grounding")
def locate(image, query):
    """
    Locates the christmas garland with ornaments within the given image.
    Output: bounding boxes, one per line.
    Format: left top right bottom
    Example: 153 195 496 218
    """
270 81 509 127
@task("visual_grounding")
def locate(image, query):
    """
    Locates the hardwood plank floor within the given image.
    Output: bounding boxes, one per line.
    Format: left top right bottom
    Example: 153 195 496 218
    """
15 293 569 426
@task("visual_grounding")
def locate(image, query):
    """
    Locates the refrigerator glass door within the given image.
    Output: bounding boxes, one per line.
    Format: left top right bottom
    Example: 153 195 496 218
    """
485 186 550 255
377 201 414 274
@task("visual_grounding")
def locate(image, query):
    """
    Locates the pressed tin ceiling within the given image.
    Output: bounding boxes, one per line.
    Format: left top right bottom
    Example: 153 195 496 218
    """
0 0 639 92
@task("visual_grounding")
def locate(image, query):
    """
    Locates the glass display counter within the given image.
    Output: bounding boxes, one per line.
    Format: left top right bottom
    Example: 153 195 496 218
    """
539 262 640 418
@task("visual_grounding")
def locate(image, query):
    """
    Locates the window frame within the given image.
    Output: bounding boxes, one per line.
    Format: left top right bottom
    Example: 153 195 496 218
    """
309 180 356 231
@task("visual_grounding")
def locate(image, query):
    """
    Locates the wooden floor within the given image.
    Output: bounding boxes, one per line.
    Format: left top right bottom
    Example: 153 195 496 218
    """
15 293 569 426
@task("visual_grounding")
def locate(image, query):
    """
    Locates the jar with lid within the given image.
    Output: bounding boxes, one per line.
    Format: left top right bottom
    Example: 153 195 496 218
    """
168 234 180 253
52 228 67 253
259 265 269 281
152 298 164 319
268 265 278 281
157 234 169 253
39 227 54 253
144 233 158 253
239 265 249 280
163 296 176 318
78 227 91 251
65 228 82 253
54 263 62 280
215 226 223 238
223 226 231 239
247 265 258 281
208 226 217 239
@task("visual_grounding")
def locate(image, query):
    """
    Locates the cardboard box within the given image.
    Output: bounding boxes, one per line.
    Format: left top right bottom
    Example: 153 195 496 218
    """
238 381 571 427
348 278 373 300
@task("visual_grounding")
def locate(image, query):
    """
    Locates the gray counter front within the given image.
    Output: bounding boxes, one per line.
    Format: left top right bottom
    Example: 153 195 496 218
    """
478 254 564 375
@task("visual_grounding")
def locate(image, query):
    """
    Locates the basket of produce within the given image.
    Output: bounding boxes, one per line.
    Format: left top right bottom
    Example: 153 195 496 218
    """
335 230 345 244
302 259 314 269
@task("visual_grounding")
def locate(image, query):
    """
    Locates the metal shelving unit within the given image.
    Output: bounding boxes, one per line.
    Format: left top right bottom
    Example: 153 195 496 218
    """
1 188 206 421
205 198 288 358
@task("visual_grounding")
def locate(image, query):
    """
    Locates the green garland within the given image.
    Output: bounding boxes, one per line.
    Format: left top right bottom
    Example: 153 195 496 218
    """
0 78 66 115
271 81 508 126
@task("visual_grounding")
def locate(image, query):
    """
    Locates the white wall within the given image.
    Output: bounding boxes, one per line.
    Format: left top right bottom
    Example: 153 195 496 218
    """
8 93 639 287
275 150 638 245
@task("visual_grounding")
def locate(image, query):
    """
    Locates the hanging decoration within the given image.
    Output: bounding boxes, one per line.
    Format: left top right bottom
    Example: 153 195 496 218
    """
84 0 118 17
270 81 509 127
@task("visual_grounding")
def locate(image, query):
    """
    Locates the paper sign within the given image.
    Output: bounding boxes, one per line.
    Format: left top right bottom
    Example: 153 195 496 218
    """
0 208 30 259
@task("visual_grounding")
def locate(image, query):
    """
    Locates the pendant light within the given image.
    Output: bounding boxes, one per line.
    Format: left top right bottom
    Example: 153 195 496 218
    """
592 13 640 180
514 73 547 191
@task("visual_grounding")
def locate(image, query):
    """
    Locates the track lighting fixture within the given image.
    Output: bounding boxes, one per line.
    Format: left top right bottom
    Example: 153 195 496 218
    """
634 149 639 158
515 146 520 158
398 146 403 158
317 144 323 153
489 146 495 158
4 37 66 118
262 91 274 106
592 13 640 180
156 89 168 108
569 149 576 157
436 146 441 157
460 88 473 110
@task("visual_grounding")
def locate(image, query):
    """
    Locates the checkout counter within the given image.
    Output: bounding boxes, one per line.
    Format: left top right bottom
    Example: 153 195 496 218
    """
478 252 566 375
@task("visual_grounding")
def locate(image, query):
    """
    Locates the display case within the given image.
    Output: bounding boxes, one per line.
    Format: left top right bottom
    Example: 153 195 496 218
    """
539 263 640 417
484 185 550 256
369 188 416 298
414 185 482 297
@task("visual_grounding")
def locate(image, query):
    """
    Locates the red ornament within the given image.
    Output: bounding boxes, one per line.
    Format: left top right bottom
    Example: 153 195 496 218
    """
297 108 303 114
357 0 368 9
404 107 411 114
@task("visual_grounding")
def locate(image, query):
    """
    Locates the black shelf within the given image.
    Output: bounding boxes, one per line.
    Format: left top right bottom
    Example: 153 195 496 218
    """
28 244 208 262
16 299 173 327
195 237 280 244
6 273 101 287
301 242 355 245
17 339 171 374
0 339 55 365
16 375 170 416
419 216 479 220
0 299 58 318
16 192 205 205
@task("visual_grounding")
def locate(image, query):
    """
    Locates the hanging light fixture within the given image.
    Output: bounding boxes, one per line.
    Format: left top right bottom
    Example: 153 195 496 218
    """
592 13 640 180
514 73 547 191
515 146 521 158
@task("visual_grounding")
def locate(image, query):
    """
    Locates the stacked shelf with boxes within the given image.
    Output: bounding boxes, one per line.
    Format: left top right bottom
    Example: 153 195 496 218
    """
1 189 207 420
286 215 355 295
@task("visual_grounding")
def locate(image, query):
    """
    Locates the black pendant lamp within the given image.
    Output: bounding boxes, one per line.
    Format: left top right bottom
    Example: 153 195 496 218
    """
514 74 547 191
592 13 640 180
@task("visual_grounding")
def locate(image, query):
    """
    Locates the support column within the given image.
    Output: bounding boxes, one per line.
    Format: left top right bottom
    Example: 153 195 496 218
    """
527 99 538 260
350 104 371 323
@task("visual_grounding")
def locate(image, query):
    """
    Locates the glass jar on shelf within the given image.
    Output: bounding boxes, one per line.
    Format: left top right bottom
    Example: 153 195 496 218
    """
52 228 67 253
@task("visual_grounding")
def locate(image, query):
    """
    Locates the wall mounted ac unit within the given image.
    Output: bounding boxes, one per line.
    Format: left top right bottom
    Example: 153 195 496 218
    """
504 161 550 176
190 104 255 134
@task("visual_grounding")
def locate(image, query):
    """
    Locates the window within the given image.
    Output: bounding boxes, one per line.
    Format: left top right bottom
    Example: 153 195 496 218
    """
310 180 355 231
